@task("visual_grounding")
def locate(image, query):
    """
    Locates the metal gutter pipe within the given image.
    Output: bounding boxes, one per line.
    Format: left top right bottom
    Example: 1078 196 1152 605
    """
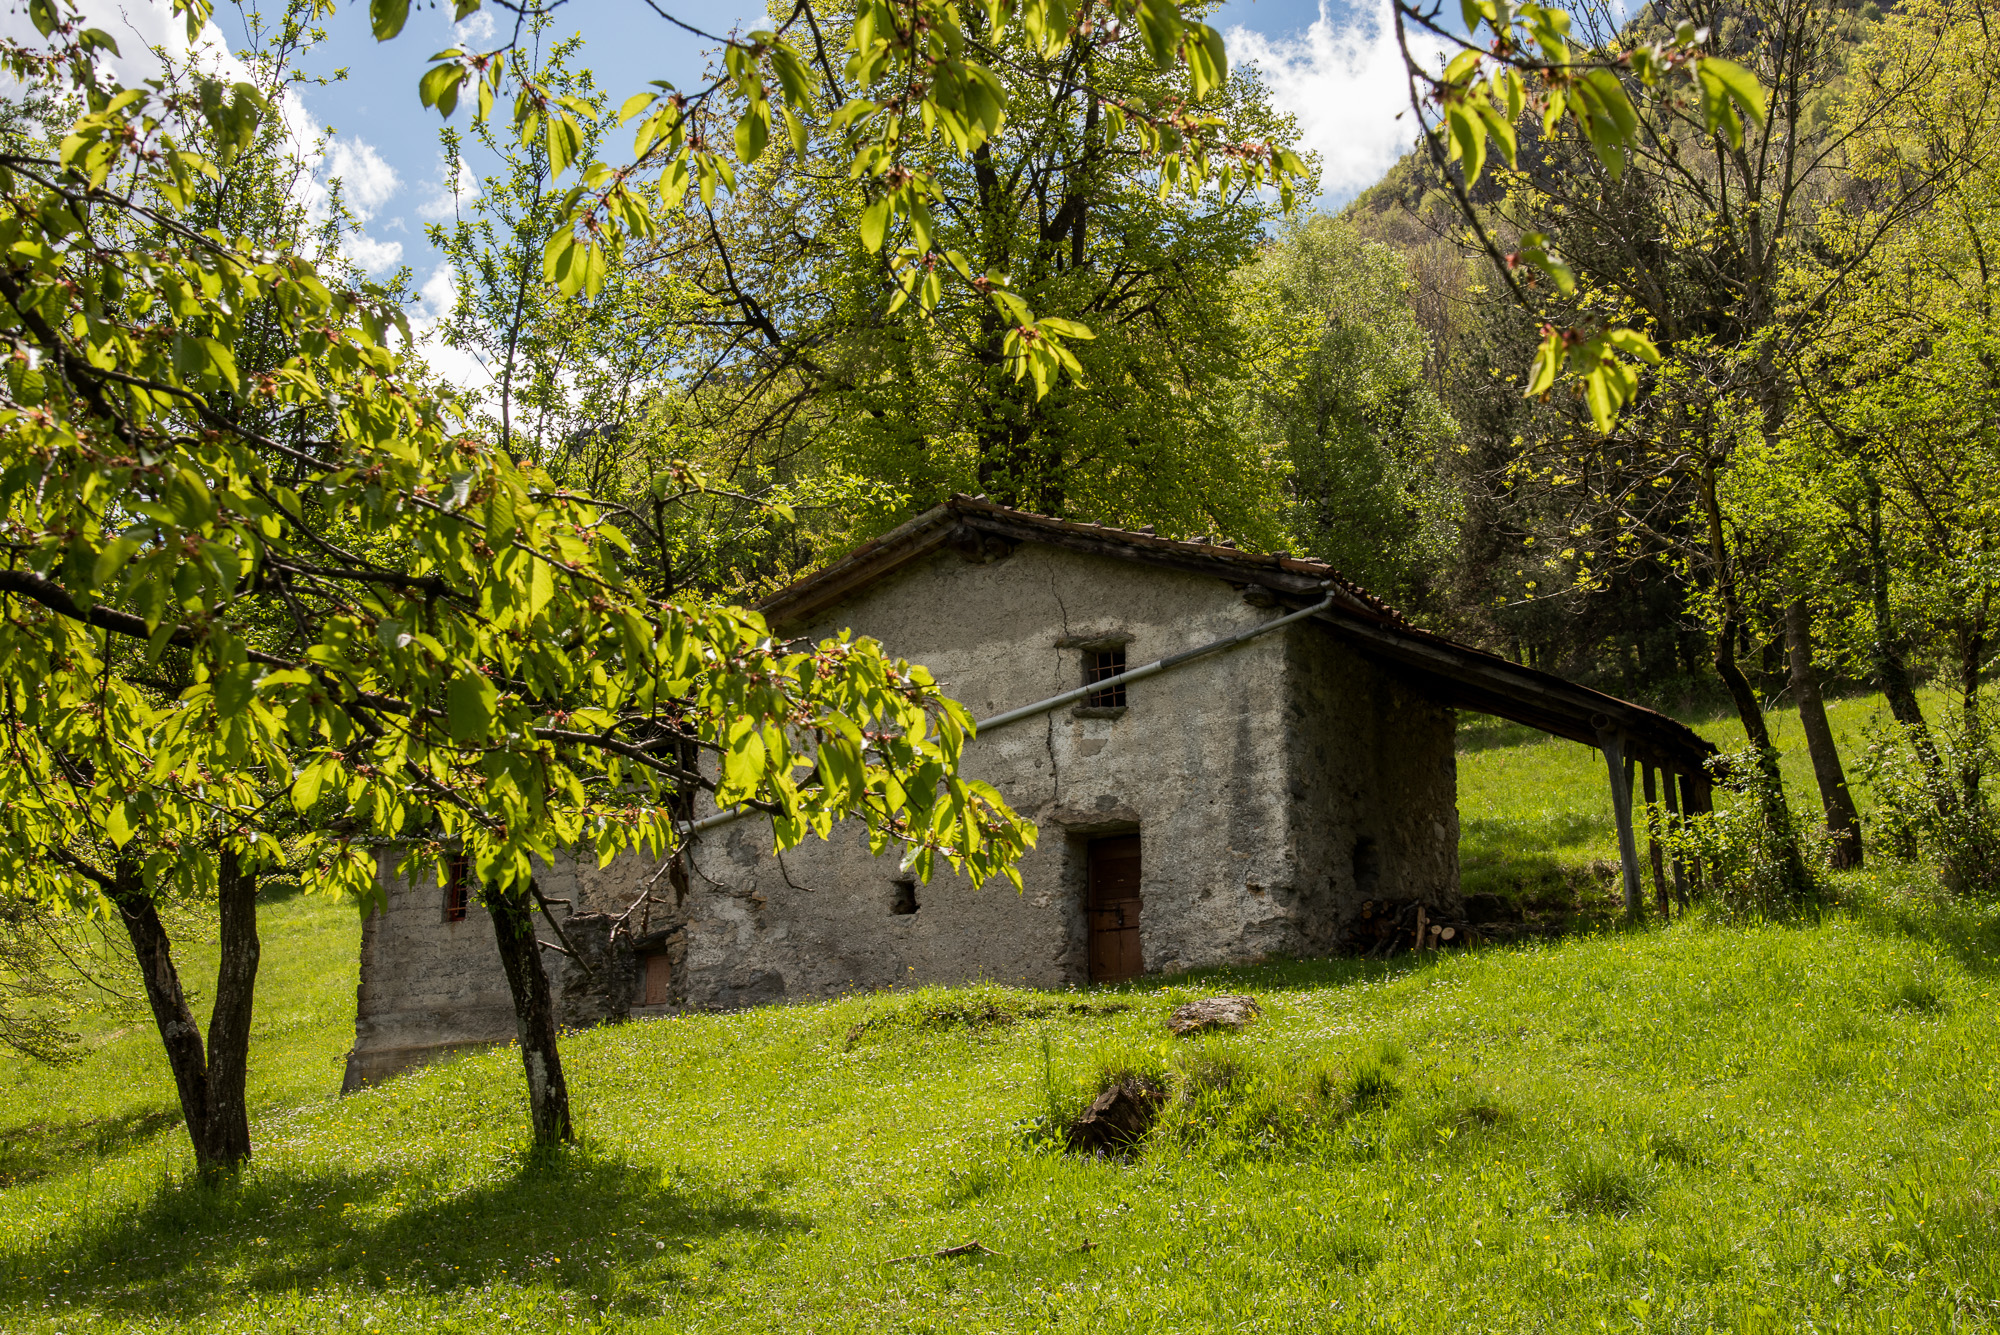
975 586 1338 731
681 585 1337 838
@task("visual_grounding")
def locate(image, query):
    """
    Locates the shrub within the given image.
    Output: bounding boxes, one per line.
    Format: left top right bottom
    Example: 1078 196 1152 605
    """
1859 716 2000 896
1664 749 1823 919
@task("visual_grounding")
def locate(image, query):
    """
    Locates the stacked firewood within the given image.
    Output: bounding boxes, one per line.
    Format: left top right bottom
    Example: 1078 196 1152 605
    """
1345 900 1479 957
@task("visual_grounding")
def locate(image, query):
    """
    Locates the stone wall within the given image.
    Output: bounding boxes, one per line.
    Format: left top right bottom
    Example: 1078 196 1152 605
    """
342 851 661 1089
341 853 519 1091
1286 624 1461 955
343 537 1463 1085
663 540 1454 1005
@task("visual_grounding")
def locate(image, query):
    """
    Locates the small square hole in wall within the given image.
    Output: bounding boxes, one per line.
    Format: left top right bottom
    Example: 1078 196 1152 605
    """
1085 647 1127 707
890 880 919 915
443 853 471 922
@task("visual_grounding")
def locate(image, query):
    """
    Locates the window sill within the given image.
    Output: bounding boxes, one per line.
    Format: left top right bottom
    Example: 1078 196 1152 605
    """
1070 705 1128 720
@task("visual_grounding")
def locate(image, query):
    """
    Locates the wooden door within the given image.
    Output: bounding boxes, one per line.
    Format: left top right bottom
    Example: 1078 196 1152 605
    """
1087 834 1143 983
640 952 672 1006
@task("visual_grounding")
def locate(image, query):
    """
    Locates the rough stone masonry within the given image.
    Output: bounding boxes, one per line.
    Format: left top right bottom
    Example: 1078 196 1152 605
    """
344 496 1711 1089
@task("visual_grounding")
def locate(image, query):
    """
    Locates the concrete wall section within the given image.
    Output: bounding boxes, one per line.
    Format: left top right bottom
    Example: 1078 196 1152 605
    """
1286 622 1460 949
342 853 521 1090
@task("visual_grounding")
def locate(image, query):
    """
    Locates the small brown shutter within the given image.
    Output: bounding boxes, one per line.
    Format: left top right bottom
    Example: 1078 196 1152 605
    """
1086 834 1143 983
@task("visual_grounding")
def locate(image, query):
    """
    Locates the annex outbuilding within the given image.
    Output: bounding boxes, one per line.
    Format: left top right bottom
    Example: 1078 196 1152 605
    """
342 497 1713 1089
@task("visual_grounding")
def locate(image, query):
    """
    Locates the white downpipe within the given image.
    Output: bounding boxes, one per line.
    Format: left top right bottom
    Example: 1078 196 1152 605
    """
680 586 1337 838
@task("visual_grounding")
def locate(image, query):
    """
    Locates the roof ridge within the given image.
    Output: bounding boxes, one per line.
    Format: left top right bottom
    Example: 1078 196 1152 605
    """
940 493 1410 625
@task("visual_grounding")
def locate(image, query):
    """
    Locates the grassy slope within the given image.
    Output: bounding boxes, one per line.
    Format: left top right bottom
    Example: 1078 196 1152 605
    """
4 695 1997 1333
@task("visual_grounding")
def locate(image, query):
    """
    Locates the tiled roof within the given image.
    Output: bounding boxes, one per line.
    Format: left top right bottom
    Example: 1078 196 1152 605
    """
759 494 1715 774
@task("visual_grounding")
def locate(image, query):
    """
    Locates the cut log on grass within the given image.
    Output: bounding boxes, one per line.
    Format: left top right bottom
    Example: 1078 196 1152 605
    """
1068 1076 1166 1153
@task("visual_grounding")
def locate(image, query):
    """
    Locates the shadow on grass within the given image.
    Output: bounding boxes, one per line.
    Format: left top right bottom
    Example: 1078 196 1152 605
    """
8 1146 807 1318
0 1106 182 1187
1455 717 1555 754
1459 812 1617 910
1106 951 1427 998
1844 886 2000 979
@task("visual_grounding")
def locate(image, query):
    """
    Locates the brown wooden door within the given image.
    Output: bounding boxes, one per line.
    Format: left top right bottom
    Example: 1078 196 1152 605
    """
1087 834 1143 983
640 952 672 1006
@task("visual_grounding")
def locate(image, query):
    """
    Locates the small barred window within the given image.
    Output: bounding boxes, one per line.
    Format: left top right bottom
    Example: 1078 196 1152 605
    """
443 854 471 922
1085 647 1127 707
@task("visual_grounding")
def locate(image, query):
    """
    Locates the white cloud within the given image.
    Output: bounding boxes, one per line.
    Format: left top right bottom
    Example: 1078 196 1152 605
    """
316 137 405 273
408 265 493 392
0 0 235 89
453 7 496 45
322 138 401 219
0 0 410 269
1228 0 1452 205
416 155 478 222
342 230 404 272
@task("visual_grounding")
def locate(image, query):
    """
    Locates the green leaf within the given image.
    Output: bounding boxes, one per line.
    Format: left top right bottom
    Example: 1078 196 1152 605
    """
1186 22 1228 99
447 672 498 742
199 338 239 392
546 111 583 176
214 662 256 717
1474 98 1518 173
1445 104 1486 185
1697 57 1767 149
735 107 768 163
1604 327 1663 365
421 63 466 117
1036 316 1096 339
528 556 555 617
92 534 142 591
1525 327 1564 398
858 195 891 253
486 482 517 545
1135 0 1183 69
370 0 410 41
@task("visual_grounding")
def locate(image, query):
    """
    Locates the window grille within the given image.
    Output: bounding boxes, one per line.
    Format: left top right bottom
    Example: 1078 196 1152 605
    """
1085 647 1127 707
444 854 470 922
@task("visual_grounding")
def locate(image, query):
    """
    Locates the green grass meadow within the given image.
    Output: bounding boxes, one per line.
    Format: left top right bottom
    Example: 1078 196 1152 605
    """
6 694 2000 1333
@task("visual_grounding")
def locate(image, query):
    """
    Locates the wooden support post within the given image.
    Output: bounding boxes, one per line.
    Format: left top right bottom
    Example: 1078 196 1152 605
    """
1680 771 1710 894
1643 764 1668 919
1663 769 1689 908
1596 725 1644 916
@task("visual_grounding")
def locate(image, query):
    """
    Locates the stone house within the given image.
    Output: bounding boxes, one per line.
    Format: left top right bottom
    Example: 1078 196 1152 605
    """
342 497 1713 1089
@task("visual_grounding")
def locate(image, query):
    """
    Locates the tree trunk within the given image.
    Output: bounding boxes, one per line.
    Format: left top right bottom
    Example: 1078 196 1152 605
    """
486 880 573 1146
202 848 260 1168
113 861 218 1172
1785 600 1863 869
1861 464 1932 742
112 852 261 1175
1701 466 1813 899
